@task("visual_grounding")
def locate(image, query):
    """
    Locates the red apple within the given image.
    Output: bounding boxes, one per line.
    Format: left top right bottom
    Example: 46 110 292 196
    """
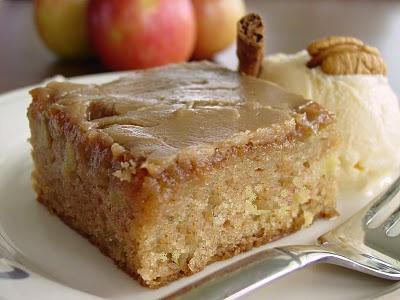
192 0 246 59
87 0 196 70
34 0 92 59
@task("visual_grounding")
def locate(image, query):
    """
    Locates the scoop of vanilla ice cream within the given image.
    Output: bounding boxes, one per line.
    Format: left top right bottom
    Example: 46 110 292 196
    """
260 50 400 189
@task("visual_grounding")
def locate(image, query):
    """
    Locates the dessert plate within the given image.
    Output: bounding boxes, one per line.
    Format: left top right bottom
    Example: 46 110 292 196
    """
0 64 398 300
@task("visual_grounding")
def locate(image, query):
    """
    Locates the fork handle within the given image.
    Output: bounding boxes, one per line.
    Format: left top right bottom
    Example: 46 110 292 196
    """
163 245 330 300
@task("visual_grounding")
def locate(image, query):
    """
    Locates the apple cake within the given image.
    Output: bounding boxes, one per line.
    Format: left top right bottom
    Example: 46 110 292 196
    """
28 61 339 288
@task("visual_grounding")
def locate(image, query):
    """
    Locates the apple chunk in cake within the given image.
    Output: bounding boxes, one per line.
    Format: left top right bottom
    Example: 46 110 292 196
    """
28 61 339 288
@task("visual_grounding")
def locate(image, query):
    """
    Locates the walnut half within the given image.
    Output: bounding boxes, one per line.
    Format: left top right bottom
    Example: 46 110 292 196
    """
306 36 387 75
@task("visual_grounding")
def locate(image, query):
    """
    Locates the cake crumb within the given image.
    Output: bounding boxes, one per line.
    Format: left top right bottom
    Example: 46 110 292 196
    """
157 252 168 262
302 211 314 228
113 159 137 182
280 189 289 198
254 184 263 193
171 251 181 264
244 186 270 216
294 188 310 204
111 143 126 157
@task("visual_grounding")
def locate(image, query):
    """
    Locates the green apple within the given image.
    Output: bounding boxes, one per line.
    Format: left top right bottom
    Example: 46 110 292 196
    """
34 0 92 59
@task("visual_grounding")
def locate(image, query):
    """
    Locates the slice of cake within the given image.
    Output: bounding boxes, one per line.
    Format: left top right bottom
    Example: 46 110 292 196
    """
28 61 339 288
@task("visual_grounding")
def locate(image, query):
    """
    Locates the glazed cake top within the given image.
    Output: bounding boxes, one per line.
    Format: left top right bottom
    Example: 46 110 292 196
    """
33 61 331 174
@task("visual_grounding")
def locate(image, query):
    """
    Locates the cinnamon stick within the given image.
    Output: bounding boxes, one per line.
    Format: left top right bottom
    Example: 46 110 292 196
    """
237 13 265 77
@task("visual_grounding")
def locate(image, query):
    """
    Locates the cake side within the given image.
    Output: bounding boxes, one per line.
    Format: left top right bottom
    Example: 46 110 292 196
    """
28 62 339 288
28 86 142 271
132 121 338 287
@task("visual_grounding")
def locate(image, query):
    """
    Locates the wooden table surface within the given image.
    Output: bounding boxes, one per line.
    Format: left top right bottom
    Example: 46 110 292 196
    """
1 0 400 94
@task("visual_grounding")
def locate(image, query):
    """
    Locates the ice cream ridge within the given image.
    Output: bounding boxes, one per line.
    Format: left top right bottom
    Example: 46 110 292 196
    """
258 36 400 191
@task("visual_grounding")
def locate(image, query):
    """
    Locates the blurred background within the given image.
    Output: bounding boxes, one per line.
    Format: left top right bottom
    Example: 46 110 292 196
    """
1 0 400 94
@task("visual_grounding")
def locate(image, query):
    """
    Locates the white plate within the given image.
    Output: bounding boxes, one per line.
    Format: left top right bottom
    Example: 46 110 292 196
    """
0 57 398 300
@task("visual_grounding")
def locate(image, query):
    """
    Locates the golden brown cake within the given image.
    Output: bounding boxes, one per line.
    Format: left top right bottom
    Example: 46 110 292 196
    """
27 61 339 288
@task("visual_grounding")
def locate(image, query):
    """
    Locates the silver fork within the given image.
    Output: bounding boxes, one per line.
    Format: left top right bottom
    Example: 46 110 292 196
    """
163 175 400 300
